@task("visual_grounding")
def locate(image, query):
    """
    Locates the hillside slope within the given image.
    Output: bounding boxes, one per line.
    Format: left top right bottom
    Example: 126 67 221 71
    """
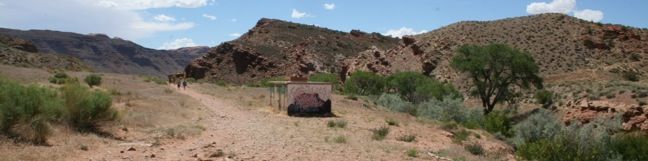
0 34 87 71
185 18 400 84
343 13 648 84
0 28 208 76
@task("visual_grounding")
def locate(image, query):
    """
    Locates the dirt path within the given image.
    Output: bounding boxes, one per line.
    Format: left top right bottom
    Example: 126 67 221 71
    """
76 85 506 161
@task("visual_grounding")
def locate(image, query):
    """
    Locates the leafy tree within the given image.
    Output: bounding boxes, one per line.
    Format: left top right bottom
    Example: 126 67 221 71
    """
386 72 427 102
84 74 102 87
451 44 542 114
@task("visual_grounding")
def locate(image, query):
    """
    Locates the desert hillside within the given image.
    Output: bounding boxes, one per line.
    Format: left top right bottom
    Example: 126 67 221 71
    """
344 13 648 83
0 34 87 71
185 18 400 84
0 28 209 76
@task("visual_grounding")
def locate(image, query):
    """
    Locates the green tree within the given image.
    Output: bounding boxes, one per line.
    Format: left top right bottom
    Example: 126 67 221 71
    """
84 74 102 87
451 44 542 114
343 71 385 96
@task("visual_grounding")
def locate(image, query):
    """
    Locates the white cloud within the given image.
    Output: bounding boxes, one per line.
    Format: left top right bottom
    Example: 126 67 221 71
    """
323 3 335 10
159 38 198 50
202 14 217 20
230 18 237 22
154 14 176 22
574 9 603 22
291 9 312 19
0 2 5 6
96 0 208 10
0 0 194 40
383 27 427 38
526 0 575 14
229 33 241 37
526 0 604 22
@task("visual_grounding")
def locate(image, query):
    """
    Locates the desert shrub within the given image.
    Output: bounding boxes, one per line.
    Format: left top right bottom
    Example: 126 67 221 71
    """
412 80 461 103
309 73 340 91
327 119 347 128
333 135 347 143
452 129 470 143
515 115 622 161
483 111 513 137
371 126 390 140
0 78 62 144
535 90 554 109
258 76 286 87
62 83 118 132
611 134 648 161
406 148 418 157
343 71 385 96
623 71 640 82
397 134 416 142
386 72 427 101
417 96 483 128
510 109 563 147
385 118 399 126
464 143 485 155
84 74 102 87
375 93 410 112
49 72 75 84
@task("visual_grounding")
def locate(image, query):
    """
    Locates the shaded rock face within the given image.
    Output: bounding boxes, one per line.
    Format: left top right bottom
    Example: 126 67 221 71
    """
185 18 400 84
0 34 87 71
0 28 208 76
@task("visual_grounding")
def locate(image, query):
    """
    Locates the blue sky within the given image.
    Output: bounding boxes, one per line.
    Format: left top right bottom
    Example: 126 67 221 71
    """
1 0 647 49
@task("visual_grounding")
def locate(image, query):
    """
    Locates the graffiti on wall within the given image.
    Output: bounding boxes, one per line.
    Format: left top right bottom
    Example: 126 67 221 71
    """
286 83 332 116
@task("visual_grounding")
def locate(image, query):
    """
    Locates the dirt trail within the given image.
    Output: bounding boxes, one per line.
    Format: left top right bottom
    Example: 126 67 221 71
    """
76 85 505 161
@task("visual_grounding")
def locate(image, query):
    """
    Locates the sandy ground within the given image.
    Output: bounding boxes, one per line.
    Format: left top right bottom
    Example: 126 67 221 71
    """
71 83 513 161
0 65 513 161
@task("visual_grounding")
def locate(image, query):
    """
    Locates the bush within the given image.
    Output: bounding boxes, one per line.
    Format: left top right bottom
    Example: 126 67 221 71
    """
386 72 460 103
406 148 418 157
327 119 347 128
535 90 554 109
386 72 427 101
623 71 640 82
343 71 385 96
417 96 483 128
49 72 75 84
84 74 102 87
257 76 286 87
375 93 410 112
510 109 562 147
385 118 399 126
333 135 347 143
483 111 513 137
464 143 485 155
309 73 340 91
62 83 117 132
611 134 648 161
452 129 470 143
0 78 62 144
514 115 622 161
397 134 416 142
371 126 390 140
413 80 461 103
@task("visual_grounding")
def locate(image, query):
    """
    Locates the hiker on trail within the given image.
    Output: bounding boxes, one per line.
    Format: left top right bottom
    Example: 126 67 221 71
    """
182 79 187 89
177 80 181 89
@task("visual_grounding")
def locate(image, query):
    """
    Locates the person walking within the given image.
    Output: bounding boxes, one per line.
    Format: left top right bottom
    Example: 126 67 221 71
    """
182 79 188 90
177 80 181 89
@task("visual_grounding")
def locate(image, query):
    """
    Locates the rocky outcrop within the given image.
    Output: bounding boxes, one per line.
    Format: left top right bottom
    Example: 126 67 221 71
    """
185 18 400 84
562 99 648 132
